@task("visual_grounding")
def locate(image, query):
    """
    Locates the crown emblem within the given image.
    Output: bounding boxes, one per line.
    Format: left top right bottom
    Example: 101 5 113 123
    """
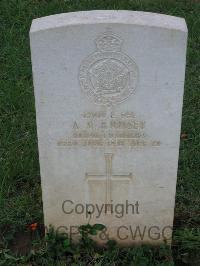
95 31 122 52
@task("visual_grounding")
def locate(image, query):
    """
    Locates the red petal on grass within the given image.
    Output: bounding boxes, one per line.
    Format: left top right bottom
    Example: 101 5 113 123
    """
29 223 38 231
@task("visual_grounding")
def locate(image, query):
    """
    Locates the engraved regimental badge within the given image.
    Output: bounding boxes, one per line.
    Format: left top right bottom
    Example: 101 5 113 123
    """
79 31 139 106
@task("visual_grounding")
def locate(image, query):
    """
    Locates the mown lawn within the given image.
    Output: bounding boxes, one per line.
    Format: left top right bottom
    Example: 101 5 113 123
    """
0 0 199 265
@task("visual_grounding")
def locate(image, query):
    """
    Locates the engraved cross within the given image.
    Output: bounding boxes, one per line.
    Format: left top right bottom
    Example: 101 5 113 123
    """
85 153 132 206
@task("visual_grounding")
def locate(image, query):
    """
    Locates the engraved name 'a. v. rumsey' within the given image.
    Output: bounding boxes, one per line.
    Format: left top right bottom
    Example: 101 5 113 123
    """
79 31 139 106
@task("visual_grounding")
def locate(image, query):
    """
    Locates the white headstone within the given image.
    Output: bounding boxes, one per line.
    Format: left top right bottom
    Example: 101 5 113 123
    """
30 11 187 245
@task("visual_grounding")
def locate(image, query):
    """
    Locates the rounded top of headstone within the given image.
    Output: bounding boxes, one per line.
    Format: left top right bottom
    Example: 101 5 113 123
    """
30 10 187 34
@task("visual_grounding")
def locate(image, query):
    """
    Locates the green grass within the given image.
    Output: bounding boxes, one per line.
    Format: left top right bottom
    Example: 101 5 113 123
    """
0 0 199 265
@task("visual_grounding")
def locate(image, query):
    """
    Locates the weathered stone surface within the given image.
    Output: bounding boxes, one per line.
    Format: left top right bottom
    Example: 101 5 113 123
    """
30 11 187 245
